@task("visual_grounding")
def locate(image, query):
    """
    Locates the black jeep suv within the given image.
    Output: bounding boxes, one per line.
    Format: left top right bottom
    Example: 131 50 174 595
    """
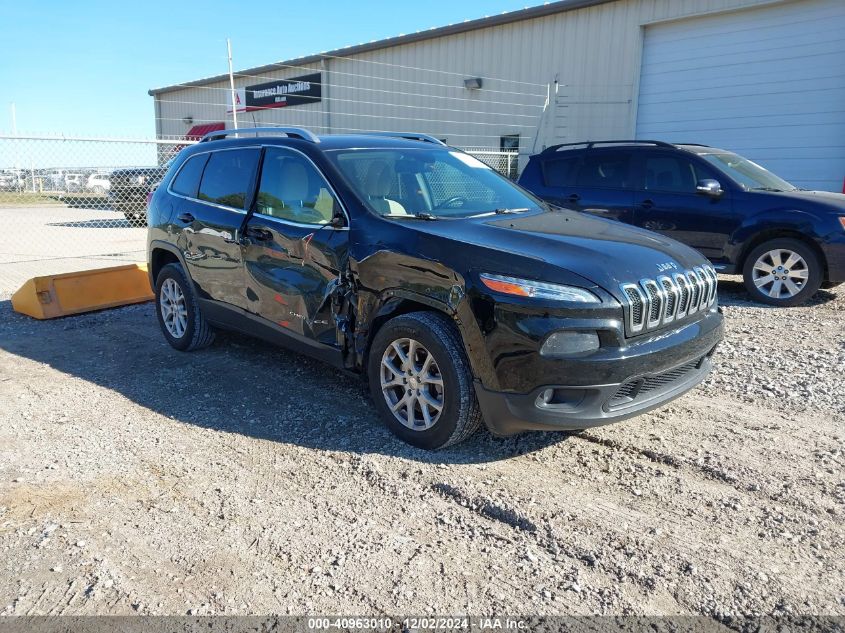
147 128 723 449
518 141 845 307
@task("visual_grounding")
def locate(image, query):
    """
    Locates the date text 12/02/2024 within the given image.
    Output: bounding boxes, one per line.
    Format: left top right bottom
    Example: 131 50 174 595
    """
307 617 528 630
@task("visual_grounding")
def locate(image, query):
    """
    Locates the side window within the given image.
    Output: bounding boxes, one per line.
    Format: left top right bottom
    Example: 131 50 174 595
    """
198 149 260 209
255 147 340 225
542 157 579 187
576 152 632 189
170 154 209 198
643 155 700 193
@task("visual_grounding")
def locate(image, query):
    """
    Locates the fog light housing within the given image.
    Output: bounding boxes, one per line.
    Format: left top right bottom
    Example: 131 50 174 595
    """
540 331 600 357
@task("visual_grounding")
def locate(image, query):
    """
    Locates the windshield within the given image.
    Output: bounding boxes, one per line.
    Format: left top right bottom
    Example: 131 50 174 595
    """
698 152 796 191
326 148 543 218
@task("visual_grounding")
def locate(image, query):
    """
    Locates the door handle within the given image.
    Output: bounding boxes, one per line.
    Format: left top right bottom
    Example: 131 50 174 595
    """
176 212 194 223
639 199 654 209
566 193 581 203
245 226 273 241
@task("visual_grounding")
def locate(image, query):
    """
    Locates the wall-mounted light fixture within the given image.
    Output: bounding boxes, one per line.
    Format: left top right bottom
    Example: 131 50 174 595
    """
182 116 194 125
463 77 483 90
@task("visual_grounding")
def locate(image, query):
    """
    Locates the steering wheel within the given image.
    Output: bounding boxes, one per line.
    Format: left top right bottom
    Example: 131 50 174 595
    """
433 196 468 210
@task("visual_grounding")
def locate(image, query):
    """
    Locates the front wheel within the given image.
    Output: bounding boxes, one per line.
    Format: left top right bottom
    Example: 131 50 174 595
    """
742 238 822 306
367 311 482 450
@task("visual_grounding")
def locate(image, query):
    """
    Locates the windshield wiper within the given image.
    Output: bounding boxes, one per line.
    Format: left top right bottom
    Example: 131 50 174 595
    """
493 207 530 214
750 187 783 192
382 212 439 220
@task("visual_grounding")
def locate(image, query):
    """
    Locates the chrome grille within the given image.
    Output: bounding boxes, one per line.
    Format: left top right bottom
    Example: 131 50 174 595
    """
620 265 718 335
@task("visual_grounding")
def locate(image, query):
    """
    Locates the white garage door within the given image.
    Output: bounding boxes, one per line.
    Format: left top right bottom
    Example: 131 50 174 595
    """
635 0 845 193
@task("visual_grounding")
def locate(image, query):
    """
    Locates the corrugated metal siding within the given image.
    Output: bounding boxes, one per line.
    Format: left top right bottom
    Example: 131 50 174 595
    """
635 0 845 191
154 0 782 154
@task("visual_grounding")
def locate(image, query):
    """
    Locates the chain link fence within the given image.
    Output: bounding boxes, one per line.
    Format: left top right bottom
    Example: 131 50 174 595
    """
0 134 517 295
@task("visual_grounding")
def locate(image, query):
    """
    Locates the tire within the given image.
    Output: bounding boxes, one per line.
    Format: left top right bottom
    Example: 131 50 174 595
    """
155 263 215 351
742 238 822 307
822 281 843 290
92 185 105 195
367 311 482 450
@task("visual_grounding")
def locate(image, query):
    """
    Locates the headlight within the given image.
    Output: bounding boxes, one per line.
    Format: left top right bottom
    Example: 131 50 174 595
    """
479 273 599 303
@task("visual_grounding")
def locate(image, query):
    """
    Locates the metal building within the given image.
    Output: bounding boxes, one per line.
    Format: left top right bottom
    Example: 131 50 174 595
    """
149 0 845 191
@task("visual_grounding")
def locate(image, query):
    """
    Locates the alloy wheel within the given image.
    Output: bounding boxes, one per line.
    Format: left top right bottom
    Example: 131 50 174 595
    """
752 249 809 300
160 278 188 338
380 338 445 430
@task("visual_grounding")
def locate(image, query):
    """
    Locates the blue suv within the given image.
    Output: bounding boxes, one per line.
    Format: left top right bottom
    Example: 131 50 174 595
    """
518 141 845 306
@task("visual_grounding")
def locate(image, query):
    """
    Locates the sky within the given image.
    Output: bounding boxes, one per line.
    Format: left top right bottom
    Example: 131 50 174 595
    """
0 0 538 139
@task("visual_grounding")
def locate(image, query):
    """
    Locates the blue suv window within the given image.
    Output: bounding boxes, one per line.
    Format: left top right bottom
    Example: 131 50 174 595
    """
543 156 579 187
576 152 631 189
198 149 260 210
643 155 716 192
170 153 209 198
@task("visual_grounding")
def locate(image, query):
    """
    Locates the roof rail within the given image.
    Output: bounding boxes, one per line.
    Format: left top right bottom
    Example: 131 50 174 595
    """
673 142 711 147
363 132 447 146
542 139 675 154
200 127 320 143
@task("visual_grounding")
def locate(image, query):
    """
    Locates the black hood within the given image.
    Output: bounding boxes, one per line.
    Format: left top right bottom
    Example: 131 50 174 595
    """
407 208 710 299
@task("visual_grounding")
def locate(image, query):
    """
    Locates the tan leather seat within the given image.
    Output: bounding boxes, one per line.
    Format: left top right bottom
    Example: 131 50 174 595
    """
364 161 407 215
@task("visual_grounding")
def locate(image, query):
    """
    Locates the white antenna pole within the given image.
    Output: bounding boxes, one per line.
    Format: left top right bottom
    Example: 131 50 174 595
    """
227 38 239 130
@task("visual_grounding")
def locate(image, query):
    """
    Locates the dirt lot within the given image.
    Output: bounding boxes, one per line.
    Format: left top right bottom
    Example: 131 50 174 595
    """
0 278 843 618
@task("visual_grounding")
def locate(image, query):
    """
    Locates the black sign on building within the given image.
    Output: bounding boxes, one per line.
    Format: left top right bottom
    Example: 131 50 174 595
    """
245 72 322 110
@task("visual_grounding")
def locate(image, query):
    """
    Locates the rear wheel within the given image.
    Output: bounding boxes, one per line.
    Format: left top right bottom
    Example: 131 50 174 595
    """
367 311 482 450
155 263 215 351
742 238 822 306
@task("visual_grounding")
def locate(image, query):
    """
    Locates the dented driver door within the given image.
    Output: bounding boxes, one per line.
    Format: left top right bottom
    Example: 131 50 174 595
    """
241 146 349 349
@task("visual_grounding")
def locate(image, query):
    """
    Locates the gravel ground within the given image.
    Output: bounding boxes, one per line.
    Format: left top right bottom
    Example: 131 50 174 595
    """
0 277 843 618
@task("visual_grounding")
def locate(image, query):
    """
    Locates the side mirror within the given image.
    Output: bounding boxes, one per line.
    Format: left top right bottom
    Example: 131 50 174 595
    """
696 179 723 197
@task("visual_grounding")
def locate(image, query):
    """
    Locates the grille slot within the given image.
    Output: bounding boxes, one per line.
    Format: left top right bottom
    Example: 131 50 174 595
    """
659 276 678 323
642 279 662 326
625 287 643 324
619 265 717 336
687 271 701 314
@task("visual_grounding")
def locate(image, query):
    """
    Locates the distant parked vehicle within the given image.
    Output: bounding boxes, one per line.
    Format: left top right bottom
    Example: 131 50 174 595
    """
109 159 174 226
64 173 84 193
0 170 25 191
86 173 111 194
518 141 845 306
47 170 69 191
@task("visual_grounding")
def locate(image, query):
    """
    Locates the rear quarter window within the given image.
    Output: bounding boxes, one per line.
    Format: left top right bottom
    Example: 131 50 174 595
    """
170 154 209 198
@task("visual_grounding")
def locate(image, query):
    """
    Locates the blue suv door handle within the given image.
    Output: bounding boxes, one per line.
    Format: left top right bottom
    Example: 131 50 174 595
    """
639 199 654 210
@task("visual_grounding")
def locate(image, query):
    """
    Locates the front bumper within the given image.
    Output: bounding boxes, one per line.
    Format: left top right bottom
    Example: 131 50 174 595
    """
475 309 724 436
823 234 845 283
